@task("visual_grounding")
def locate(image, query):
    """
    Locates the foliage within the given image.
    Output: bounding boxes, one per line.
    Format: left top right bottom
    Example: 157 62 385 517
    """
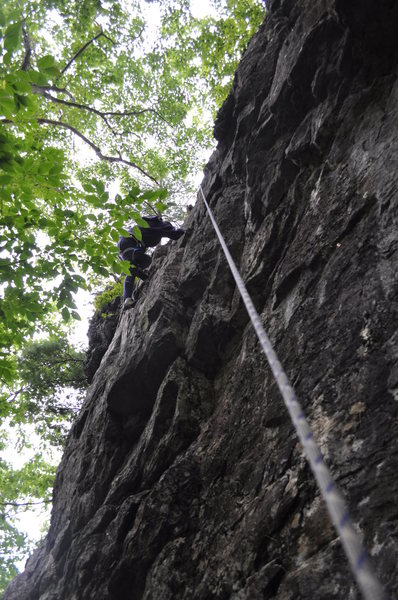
0 516 24 596
0 454 55 596
159 0 265 108
2 336 87 447
93 279 123 314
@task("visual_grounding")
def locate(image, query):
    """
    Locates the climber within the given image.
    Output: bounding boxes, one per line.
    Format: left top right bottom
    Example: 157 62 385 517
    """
118 215 185 308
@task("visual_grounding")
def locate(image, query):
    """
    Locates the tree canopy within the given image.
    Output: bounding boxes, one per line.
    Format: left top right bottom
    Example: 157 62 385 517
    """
0 0 264 591
0 0 264 380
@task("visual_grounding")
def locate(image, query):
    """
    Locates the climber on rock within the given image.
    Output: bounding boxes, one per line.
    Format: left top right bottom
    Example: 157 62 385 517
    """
118 215 185 309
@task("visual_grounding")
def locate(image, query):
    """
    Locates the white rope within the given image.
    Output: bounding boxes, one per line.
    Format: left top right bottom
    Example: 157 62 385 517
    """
199 185 387 600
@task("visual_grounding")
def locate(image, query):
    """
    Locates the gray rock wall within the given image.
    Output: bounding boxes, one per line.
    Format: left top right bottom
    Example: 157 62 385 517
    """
5 0 398 598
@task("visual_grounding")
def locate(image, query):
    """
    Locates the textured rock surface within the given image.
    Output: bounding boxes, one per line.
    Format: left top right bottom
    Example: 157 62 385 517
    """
84 295 121 383
6 0 398 598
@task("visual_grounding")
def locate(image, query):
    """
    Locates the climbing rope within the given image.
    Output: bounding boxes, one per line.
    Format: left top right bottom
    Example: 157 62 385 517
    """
199 186 387 600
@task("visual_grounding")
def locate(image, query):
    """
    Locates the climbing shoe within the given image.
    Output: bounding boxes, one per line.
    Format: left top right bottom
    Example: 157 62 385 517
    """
168 227 185 240
123 298 134 309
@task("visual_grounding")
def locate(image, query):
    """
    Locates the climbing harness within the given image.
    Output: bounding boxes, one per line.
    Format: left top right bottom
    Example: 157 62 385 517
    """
199 186 387 600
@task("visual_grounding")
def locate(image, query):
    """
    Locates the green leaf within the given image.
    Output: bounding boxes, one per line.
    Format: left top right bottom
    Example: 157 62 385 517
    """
140 190 159 201
4 22 22 53
28 70 49 86
26 303 43 314
0 174 12 184
37 55 56 70
2 51 13 65
82 182 94 193
110 229 120 242
134 215 149 227
85 194 101 206
7 71 31 93
158 189 169 200
61 307 70 322
4 23 22 39
92 179 105 194
155 201 168 212
120 260 132 275
42 66 58 79
4 22 21 39
132 225 142 240
0 97 17 118
127 186 140 199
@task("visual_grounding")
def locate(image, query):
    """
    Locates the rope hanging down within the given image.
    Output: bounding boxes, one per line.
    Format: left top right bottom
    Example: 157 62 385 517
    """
199 186 387 600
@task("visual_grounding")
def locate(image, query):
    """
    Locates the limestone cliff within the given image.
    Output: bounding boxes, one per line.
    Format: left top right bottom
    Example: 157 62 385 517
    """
5 0 398 598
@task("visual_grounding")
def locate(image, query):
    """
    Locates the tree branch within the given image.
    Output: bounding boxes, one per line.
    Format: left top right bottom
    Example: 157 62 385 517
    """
100 30 116 45
37 118 159 183
21 24 32 71
0 500 51 508
33 88 116 133
0 118 159 183
102 107 171 126
5 386 26 403
33 88 171 129
35 85 75 101
60 29 114 77
142 200 160 216
38 356 85 367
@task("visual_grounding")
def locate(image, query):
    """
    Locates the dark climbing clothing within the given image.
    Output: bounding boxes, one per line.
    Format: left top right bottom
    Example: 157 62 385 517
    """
121 248 151 299
118 215 184 300
118 216 182 254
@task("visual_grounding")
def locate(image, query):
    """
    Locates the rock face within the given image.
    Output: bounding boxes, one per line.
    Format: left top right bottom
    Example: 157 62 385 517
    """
84 295 121 383
6 0 398 598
